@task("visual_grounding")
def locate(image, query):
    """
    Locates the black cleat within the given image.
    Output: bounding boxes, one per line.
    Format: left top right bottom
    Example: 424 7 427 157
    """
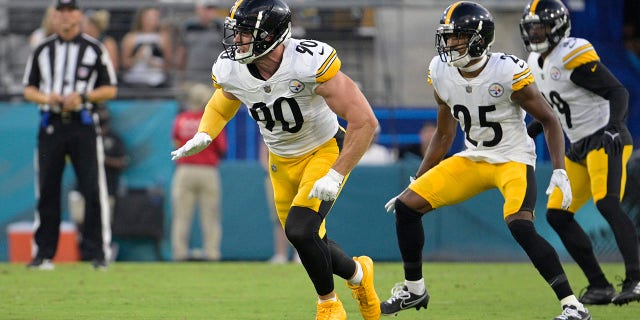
611 279 640 305
578 284 616 305
92 258 108 270
553 305 591 320
380 283 429 316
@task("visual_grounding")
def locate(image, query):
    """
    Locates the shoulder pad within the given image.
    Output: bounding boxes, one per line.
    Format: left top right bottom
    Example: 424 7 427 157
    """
211 51 235 89
557 37 600 70
288 38 341 83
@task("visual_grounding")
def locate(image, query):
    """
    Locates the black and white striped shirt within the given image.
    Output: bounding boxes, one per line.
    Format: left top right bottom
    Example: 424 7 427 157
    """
23 33 117 112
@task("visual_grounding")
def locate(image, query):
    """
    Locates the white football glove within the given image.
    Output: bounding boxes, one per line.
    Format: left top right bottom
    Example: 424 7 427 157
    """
546 169 572 210
170 132 212 160
308 169 344 201
384 176 416 213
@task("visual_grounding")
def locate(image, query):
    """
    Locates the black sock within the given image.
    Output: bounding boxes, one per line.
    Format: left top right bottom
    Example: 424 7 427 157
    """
597 196 640 281
395 200 424 281
547 208 609 287
508 219 573 300
285 206 334 295
327 238 357 280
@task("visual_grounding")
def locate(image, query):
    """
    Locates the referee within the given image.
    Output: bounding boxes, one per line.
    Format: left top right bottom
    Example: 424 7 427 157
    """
23 0 117 270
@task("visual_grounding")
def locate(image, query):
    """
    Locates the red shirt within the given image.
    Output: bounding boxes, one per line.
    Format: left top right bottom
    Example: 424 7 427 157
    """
172 110 227 166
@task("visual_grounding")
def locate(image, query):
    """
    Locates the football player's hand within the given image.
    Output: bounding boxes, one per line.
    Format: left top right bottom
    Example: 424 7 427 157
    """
385 196 398 212
171 132 212 160
384 176 416 213
308 169 344 201
600 125 622 155
546 169 572 210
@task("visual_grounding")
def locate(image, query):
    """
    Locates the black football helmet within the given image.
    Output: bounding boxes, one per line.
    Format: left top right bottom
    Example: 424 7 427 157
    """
520 0 571 53
222 0 292 64
435 1 495 68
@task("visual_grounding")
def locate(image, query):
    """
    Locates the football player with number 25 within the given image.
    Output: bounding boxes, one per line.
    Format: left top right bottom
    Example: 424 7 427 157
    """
381 2 590 320
170 0 381 319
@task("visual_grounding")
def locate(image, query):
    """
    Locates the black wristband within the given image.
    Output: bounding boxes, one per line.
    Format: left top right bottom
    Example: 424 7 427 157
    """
81 94 89 104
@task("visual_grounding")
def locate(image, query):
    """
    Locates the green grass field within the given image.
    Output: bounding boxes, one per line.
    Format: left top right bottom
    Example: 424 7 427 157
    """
1 261 639 319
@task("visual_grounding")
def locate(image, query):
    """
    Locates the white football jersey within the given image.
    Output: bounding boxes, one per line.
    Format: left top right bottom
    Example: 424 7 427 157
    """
211 38 340 157
428 53 537 166
527 37 608 143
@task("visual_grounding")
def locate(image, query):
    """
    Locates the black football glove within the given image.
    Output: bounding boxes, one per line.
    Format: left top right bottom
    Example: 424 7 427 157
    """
600 125 622 155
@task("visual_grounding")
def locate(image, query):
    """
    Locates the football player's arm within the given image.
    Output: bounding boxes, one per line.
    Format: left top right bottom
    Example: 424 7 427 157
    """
198 89 241 139
514 84 572 208
526 119 543 138
315 71 378 176
570 61 629 127
416 91 456 177
512 84 566 170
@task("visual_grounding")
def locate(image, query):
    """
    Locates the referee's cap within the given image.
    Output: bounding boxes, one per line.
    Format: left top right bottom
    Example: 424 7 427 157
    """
56 0 79 10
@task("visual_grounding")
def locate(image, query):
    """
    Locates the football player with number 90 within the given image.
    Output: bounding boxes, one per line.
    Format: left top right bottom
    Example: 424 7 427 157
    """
170 0 381 319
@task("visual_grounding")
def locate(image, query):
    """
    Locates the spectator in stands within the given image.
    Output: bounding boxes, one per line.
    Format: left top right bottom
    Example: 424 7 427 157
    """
397 121 437 160
29 6 57 49
358 125 395 165
171 83 227 261
82 9 119 71
521 0 640 306
120 7 172 88
23 0 117 270
259 142 300 264
175 0 225 87
418 121 436 156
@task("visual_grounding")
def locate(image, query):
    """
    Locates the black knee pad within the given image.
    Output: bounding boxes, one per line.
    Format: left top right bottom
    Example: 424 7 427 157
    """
596 196 622 219
284 206 322 246
395 199 422 224
508 219 541 256
546 208 573 231
508 219 535 239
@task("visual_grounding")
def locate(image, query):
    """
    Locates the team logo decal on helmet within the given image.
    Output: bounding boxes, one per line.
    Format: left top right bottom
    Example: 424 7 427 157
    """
488 83 504 97
289 79 304 93
435 1 495 68
520 0 571 53
550 67 561 80
223 0 292 64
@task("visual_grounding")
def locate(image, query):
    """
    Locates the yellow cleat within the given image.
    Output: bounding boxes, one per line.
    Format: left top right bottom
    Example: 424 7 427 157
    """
347 256 381 320
316 298 347 320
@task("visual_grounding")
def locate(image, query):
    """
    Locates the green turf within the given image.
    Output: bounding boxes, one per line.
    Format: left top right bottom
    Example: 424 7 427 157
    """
1 261 639 319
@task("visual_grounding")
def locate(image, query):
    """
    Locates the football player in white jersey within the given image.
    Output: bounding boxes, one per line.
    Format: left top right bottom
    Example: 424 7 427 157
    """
381 2 590 320
170 0 381 319
521 0 639 306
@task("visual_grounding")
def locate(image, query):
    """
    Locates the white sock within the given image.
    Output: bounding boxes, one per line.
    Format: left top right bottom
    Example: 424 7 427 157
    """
560 295 585 312
318 296 338 304
348 260 364 285
405 278 425 295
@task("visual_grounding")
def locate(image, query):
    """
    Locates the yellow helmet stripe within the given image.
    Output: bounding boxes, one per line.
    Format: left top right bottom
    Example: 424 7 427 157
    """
444 2 463 24
529 0 540 16
230 0 245 19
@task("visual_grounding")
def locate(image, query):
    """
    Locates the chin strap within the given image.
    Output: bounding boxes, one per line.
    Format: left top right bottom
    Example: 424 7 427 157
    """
458 54 488 73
